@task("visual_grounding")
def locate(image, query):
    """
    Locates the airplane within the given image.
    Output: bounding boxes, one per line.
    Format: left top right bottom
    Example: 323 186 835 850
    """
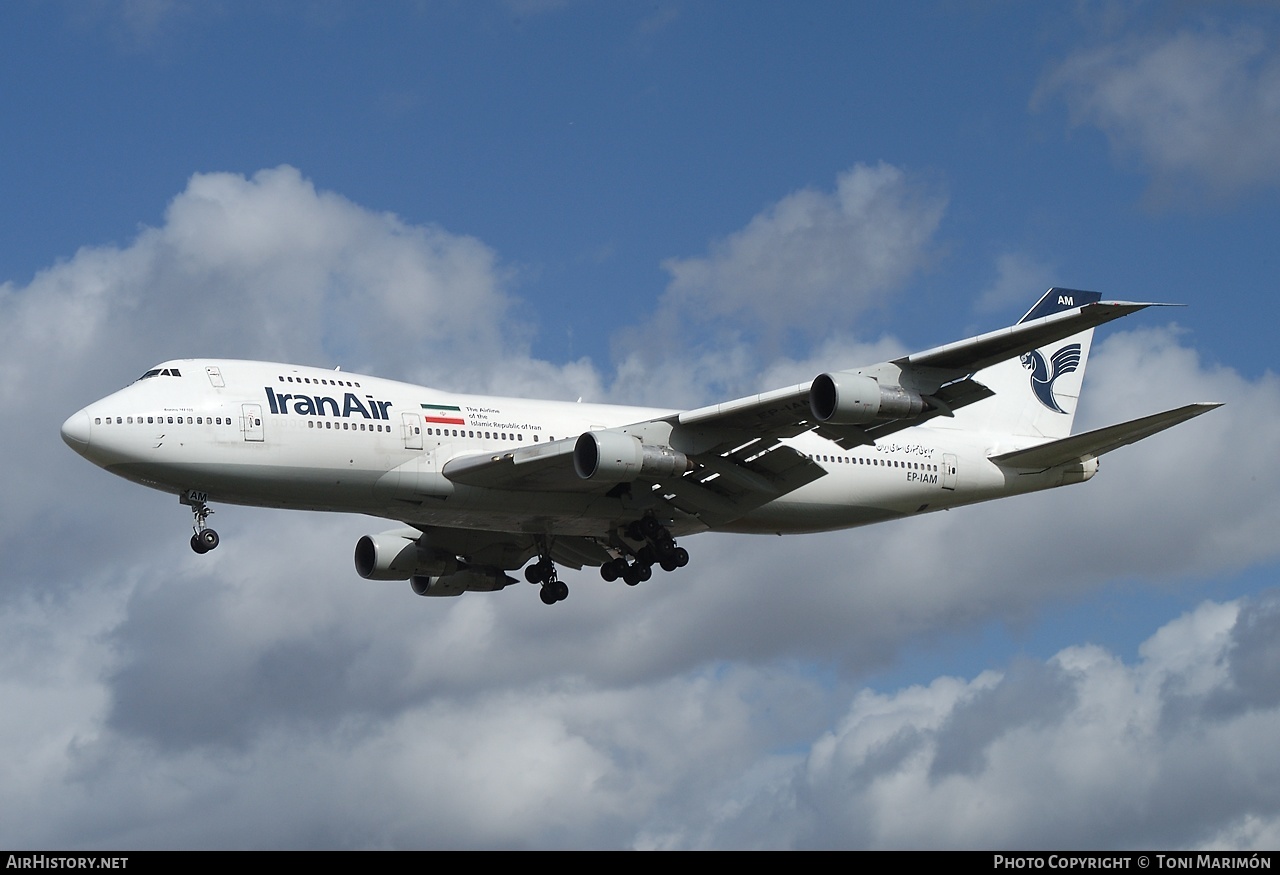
61 288 1219 606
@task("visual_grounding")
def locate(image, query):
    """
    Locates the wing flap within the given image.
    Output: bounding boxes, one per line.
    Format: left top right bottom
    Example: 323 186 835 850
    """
990 402 1220 469
655 441 824 526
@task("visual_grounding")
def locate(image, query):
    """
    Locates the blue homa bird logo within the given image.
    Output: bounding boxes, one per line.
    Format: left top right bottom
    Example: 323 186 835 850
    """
1020 344 1082 414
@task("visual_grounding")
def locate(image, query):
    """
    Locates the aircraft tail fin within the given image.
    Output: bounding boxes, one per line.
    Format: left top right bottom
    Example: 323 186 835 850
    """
952 288 1103 440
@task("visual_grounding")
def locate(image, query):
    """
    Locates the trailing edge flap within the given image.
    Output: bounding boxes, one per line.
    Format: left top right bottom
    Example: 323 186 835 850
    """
989 403 1220 469
658 440 826 527
675 300 1163 439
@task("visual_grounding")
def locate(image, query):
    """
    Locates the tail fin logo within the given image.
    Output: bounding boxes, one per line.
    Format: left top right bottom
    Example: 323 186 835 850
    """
1020 344 1082 414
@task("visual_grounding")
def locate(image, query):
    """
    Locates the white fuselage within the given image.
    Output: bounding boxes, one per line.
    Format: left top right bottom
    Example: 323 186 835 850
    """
62 359 1089 540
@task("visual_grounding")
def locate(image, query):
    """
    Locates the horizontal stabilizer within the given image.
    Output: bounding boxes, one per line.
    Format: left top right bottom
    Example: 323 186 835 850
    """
989 402 1221 469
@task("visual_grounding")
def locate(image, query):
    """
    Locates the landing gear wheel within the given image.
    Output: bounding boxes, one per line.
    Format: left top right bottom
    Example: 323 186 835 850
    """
641 516 661 538
601 560 621 582
673 546 689 568
623 564 641 586
183 492 219 553
540 579 568 604
191 528 219 553
525 558 555 584
637 563 652 582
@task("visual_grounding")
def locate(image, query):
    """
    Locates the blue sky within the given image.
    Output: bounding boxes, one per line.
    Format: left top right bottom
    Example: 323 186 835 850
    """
3 0 1280 849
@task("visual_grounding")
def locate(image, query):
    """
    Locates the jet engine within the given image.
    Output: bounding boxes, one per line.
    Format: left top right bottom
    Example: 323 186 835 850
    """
573 431 690 481
354 530 458 580
809 371 925 424
410 567 518 597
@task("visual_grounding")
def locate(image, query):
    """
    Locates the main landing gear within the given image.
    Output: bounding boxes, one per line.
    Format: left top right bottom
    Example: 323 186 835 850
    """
182 491 220 555
525 540 568 605
599 515 689 586
524 518 691 605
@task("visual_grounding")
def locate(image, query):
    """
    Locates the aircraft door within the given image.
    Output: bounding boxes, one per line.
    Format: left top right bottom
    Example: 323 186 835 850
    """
941 453 957 490
402 412 423 450
241 403 264 442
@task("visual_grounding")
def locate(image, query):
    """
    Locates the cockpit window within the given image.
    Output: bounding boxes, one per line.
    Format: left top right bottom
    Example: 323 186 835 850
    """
136 367 182 381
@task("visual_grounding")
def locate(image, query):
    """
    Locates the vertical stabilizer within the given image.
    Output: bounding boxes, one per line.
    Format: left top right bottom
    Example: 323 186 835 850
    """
950 288 1102 440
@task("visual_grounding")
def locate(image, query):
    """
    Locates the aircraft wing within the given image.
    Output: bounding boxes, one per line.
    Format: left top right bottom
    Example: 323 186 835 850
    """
673 296 1164 451
443 430 826 529
442 292 1172 527
989 402 1221 469
388 524 615 571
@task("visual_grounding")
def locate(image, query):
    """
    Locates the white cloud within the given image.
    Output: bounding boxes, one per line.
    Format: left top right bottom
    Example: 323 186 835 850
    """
655 162 944 338
650 595 1280 850
976 252 1057 313
1044 25 1280 203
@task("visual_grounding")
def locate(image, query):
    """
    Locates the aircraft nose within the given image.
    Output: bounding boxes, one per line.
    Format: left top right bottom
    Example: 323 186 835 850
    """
61 410 91 451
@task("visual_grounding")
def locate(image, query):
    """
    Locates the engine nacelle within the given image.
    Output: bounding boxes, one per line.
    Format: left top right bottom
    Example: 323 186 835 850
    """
354 530 458 581
809 372 925 424
573 431 690 481
410 567 518 597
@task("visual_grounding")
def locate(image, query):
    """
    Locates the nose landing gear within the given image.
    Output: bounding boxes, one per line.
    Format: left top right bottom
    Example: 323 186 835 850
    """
181 491 220 554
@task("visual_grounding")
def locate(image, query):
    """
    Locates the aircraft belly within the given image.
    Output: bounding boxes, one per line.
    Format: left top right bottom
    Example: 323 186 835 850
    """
379 486 630 538
721 502 904 534
107 460 387 511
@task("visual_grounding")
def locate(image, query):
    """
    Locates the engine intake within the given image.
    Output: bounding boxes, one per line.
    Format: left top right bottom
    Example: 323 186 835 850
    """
809 372 925 424
574 431 690 481
354 530 458 580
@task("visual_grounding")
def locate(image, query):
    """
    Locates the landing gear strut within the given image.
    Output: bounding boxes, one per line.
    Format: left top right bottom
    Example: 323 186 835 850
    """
182 491 220 554
525 539 568 605
601 514 689 585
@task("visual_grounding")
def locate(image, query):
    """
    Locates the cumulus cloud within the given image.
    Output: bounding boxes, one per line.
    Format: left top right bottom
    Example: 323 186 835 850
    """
690 594 1280 850
1043 25 1280 204
976 252 1057 313
610 162 944 406
4 166 1279 848
662 162 943 327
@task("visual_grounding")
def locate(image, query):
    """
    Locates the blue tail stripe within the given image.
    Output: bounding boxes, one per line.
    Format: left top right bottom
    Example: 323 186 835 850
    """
1018 288 1103 324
